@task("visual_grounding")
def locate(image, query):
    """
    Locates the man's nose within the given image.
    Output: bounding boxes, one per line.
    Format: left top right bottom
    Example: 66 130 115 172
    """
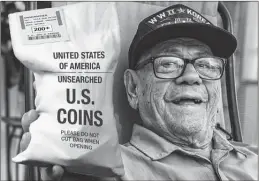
175 64 202 85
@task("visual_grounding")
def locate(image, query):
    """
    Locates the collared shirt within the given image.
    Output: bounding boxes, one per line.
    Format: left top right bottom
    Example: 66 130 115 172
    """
118 124 258 180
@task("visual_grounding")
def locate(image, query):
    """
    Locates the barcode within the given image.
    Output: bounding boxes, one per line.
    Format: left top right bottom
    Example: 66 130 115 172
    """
28 33 61 40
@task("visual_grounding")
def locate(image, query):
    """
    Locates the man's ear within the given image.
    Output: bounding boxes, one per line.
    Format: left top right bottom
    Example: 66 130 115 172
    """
124 69 140 110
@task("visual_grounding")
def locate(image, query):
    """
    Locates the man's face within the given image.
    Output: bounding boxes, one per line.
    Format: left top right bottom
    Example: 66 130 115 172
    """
125 38 221 147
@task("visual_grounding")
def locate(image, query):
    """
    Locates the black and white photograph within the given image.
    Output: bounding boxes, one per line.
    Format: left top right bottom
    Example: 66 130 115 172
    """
1 1 258 181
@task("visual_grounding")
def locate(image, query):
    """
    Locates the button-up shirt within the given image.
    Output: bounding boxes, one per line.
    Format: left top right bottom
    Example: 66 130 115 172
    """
118 124 258 180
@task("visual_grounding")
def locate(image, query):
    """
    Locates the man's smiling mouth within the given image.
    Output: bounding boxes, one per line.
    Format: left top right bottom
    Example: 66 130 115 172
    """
172 98 203 105
165 93 208 105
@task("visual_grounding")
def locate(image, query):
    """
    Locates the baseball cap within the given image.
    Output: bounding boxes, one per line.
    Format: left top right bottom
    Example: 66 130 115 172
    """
128 4 237 69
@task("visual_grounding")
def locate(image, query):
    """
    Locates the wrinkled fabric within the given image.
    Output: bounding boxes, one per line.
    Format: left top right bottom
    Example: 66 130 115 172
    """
118 124 258 180
9 2 124 177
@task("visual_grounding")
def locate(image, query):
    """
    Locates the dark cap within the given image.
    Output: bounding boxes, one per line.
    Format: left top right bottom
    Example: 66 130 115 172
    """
128 4 237 69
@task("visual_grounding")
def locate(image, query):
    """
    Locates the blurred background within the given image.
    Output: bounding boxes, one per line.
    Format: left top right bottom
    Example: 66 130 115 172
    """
1 1 258 181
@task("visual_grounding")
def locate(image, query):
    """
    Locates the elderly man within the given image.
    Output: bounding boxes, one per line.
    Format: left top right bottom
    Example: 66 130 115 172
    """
20 4 257 181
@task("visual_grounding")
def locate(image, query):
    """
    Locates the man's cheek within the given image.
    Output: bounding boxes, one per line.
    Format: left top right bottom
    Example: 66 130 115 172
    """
138 77 154 113
206 82 221 115
138 70 153 97
139 73 168 116
151 84 170 116
210 83 220 105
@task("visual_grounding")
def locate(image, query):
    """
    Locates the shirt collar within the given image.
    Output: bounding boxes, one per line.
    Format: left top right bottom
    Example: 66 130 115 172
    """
130 124 247 161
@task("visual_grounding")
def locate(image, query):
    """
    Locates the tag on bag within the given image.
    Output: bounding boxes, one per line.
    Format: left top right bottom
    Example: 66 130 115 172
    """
17 7 69 44
9 2 124 177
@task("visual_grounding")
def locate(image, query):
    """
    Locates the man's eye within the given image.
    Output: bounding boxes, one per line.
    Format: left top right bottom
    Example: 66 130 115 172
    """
197 64 217 69
155 57 184 73
161 62 176 68
197 64 207 68
196 63 221 75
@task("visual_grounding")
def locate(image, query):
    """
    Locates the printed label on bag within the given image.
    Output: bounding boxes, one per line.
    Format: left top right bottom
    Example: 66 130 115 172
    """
53 50 109 150
18 8 69 44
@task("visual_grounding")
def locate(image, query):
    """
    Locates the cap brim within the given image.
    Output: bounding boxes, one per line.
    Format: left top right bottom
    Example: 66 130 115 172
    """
131 23 237 67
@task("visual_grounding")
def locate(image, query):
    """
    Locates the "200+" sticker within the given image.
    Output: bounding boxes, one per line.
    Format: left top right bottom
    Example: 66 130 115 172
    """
32 25 53 33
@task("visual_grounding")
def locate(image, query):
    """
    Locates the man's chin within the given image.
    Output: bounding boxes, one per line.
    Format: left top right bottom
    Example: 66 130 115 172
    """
164 104 208 136
180 124 206 136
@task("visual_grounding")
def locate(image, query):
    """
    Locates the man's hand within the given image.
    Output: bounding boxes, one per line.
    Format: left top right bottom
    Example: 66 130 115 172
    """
20 110 64 181
20 110 98 181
